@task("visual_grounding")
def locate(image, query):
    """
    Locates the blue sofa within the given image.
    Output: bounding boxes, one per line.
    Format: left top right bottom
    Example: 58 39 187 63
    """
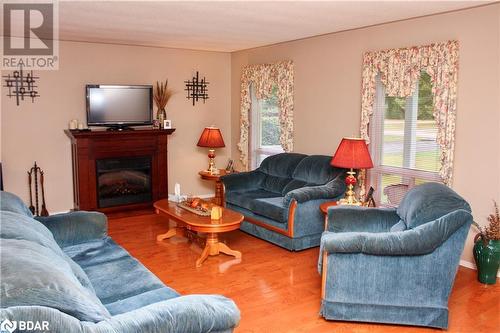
0 191 240 333
318 183 473 329
222 153 346 251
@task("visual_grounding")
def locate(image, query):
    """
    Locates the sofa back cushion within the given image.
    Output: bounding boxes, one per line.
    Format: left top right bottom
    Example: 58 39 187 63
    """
292 155 343 185
258 153 306 194
397 182 471 229
1 211 95 293
282 155 344 194
1 238 111 322
1 191 33 217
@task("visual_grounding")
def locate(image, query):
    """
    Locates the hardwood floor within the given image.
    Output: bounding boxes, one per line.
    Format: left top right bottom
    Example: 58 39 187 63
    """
108 213 499 333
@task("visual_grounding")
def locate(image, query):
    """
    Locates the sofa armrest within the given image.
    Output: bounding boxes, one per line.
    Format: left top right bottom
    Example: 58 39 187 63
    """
221 170 265 192
322 209 472 256
35 211 107 247
1 295 240 333
327 206 400 233
102 295 240 332
283 177 345 206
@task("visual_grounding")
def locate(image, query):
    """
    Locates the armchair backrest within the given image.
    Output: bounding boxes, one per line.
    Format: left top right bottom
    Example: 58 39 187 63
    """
258 153 306 194
397 182 471 229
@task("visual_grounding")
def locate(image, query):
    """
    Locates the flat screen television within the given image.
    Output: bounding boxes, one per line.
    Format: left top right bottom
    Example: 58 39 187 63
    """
86 84 153 130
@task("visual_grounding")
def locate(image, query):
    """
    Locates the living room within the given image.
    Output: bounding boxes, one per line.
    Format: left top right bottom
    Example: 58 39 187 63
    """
1 1 499 332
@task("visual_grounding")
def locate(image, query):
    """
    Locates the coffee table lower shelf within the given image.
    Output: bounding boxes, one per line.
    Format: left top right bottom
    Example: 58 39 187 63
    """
154 199 243 267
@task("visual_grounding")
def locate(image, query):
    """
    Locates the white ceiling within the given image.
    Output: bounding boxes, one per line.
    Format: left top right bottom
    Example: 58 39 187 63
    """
33 1 500 52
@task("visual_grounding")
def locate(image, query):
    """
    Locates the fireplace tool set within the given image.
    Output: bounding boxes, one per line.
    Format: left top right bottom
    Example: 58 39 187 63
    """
28 162 49 216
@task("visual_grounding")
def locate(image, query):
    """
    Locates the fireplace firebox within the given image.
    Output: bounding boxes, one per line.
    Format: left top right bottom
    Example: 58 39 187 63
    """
96 157 152 208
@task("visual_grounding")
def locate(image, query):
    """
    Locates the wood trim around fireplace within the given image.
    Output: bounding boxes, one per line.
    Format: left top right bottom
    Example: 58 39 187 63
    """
65 128 175 213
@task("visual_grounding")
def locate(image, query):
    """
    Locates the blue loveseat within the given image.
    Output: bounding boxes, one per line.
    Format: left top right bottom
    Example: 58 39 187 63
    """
319 183 473 329
222 153 346 251
0 191 240 333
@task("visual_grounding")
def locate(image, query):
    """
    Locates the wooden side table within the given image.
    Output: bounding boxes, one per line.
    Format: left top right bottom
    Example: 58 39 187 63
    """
320 201 338 230
199 169 230 206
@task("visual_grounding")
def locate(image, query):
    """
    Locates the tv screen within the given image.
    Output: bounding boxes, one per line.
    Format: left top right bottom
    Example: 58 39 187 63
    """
86 85 153 127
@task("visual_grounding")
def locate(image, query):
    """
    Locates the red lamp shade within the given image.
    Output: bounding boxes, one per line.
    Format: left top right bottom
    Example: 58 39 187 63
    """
197 127 225 148
331 137 373 169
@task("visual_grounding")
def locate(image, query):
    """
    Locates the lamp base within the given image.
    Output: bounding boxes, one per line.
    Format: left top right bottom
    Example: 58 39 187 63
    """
207 149 219 175
337 170 362 206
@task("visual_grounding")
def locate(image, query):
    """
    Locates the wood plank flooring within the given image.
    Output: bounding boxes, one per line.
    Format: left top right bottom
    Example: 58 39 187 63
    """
108 213 499 333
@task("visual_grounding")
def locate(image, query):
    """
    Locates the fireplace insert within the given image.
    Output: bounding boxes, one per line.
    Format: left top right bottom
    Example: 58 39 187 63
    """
96 157 152 208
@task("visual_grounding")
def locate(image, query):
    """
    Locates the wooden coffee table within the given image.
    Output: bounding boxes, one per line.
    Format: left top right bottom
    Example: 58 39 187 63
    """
154 199 244 267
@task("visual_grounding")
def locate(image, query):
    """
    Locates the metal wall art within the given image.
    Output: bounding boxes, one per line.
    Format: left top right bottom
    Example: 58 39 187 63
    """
2 65 40 106
185 71 209 106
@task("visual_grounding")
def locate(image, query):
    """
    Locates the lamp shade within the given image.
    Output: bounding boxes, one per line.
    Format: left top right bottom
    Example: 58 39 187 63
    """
197 127 225 148
331 137 373 169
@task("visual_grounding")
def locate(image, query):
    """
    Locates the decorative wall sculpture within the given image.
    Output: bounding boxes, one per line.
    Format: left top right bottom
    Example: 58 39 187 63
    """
2 65 40 106
185 71 209 106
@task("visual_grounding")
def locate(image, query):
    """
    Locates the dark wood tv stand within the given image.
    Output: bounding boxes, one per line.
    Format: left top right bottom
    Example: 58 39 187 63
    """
65 128 175 213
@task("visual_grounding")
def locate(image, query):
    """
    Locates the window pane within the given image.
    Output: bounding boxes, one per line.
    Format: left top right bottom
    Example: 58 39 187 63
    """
416 72 440 172
259 86 280 147
382 98 406 168
380 72 440 172
250 84 284 169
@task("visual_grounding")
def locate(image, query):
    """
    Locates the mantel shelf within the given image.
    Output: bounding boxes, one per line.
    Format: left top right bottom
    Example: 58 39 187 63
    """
65 128 176 139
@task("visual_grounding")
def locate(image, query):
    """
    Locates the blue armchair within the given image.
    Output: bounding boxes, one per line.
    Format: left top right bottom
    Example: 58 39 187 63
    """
318 183 472 329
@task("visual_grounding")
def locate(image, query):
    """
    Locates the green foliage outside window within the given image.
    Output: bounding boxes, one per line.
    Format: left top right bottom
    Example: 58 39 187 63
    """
385 72 434 120
260 85 280 146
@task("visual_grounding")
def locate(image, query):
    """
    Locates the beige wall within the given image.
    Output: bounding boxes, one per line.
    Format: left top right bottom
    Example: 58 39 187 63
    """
1 41 231 212
231 4 500 264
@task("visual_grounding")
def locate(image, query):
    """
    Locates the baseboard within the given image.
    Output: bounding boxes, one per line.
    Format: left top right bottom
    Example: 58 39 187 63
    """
460 259 500 277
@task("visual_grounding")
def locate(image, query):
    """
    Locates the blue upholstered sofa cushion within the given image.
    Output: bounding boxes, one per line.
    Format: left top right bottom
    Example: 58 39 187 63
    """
252 197 287 223
259 153 307 193
1 211 95 293
397 183 471 229
292 155 341 185
0 238 111 322
225 189 281 211
0 191 33 217
64 237 180 314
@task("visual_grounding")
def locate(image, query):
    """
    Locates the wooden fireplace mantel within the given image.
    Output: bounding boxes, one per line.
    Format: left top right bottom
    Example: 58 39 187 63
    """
65 128 175 213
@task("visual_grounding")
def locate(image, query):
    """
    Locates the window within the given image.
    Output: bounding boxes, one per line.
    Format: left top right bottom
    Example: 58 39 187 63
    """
250 84 284 169
369 72 442 206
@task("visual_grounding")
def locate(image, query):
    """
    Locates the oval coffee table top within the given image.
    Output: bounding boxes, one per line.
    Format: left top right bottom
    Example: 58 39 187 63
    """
154 199 243 233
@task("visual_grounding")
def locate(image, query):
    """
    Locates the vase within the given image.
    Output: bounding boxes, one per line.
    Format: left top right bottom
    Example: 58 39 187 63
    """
473 237 500 284
157 108 166 129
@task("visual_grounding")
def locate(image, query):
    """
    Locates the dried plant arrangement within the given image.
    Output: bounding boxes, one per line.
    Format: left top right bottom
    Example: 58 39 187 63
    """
154 80 173 111
473 200 500 242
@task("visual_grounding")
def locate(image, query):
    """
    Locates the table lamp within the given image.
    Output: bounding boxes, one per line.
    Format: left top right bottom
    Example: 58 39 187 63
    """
197 126 225 175
331 137 373 205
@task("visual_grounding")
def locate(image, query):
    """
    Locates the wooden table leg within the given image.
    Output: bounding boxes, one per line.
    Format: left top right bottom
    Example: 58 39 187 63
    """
214 180 224 206
218 242 242 258
156 228 176 242
195 233 241 267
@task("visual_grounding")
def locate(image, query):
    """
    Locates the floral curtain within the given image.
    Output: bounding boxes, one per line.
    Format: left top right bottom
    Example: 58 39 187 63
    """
360 40 459 185
238 60 294 170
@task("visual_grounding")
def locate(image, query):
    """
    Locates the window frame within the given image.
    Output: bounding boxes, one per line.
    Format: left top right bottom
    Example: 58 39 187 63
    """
369 75 442 206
